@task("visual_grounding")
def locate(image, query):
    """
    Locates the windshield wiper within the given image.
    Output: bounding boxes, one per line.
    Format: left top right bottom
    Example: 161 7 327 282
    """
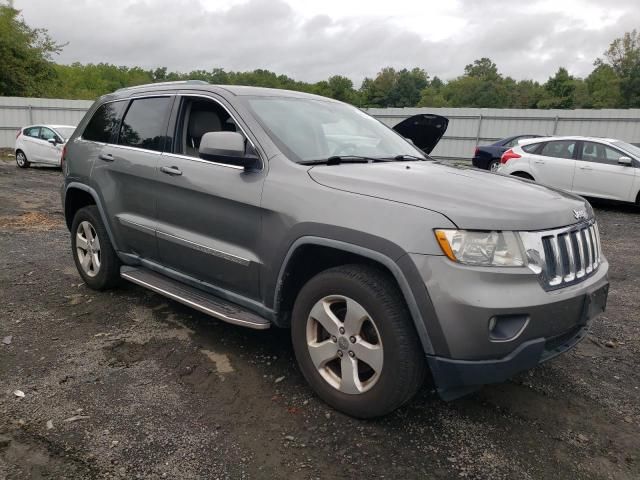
392 154 429 161
299 155 391 166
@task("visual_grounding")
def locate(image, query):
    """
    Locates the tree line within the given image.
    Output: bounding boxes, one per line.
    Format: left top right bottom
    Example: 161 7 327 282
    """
1 3 639 109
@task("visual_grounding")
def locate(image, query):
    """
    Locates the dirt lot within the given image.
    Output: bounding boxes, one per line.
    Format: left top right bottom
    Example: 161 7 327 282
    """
0 157 638 480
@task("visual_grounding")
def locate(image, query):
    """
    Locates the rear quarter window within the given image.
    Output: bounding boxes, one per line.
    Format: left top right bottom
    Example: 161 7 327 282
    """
522 143 541 153
83 101 127 143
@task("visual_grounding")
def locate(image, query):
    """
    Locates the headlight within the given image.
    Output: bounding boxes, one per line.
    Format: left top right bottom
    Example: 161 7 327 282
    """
434 229 526 267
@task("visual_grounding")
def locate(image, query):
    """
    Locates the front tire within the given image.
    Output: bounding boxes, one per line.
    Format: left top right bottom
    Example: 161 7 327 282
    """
291 264 426 418
16 150 30 168
71 206 120 290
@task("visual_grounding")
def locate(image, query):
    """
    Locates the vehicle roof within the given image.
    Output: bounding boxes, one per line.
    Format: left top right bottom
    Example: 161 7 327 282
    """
518 135 621 145
105 81 338 103
23 124 76 129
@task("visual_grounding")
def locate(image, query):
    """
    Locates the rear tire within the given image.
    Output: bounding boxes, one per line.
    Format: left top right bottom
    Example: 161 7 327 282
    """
291 264 426 418
488 159 500 172
511 172 534 181
16 150 30 168
71 206 120 290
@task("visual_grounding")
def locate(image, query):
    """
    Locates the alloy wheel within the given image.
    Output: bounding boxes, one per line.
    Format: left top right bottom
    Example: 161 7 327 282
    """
306 295 383 394
76 221 101 277
16 152 26 167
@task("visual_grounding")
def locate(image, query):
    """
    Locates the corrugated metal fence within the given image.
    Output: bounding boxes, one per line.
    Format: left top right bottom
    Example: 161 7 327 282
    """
368 107 640 160
1 96 639 160
0 97 92 149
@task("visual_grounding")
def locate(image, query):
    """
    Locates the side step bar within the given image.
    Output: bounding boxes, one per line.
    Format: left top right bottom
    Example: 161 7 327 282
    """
120 266 271 330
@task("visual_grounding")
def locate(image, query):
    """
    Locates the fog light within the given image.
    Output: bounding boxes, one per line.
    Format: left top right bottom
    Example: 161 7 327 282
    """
488 314 529 342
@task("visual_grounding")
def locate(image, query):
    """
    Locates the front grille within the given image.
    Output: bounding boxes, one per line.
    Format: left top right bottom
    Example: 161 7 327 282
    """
521 221 602 291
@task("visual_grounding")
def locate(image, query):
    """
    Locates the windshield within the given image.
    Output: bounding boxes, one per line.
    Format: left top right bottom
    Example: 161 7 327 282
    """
613 141 640 159
243 96 426 163
55 127 76 140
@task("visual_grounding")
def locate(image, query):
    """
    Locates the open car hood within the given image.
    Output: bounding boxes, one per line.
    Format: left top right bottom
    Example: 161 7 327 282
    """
392 114 449 154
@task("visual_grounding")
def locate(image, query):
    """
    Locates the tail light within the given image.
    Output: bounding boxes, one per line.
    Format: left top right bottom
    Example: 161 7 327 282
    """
501 149 521 164
16 129 21 139
474 147 479 157
61 144 68 171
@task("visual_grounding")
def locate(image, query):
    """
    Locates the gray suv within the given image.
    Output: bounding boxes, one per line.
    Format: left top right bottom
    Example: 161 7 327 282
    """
61 81 609 418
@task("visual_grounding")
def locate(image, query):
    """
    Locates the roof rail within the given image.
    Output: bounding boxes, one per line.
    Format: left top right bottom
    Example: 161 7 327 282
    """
115 80 209 92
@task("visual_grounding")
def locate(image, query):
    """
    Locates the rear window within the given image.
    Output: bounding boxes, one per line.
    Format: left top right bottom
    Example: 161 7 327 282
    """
83 101 126 143
117 97 171 152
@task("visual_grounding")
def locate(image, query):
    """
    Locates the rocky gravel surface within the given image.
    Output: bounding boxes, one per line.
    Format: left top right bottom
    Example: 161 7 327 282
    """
0 158 638 479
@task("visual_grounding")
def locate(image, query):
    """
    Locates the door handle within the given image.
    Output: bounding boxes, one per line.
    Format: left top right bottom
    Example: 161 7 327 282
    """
579 166 593 170
98 153 114 162
160 166 182 176
534 160 545 164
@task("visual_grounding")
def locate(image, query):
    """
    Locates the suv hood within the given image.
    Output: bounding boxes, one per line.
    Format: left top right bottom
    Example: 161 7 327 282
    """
391 114 448 154
308 162 591 231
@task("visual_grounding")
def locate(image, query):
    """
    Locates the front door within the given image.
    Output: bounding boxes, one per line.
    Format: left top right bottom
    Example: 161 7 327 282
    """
573 141 637 201
37 127 63 165
155 94 265 300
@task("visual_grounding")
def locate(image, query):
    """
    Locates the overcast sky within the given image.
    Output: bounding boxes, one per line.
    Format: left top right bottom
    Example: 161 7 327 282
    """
15 0 639 84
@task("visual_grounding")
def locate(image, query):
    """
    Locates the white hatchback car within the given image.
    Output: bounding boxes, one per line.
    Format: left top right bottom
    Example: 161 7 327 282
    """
15 124 77 168
497 136 640 205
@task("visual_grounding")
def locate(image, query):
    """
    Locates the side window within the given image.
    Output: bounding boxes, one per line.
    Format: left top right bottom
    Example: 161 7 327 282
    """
24 127 40 138
118 97 171 152
39 127 56 141
539 140 576 159
175 97 240 158
522 142 541 153
83 101 126 143
581 142 626 164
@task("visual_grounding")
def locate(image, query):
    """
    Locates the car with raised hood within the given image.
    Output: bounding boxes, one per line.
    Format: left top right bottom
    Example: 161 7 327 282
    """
61 82 609 418
498 136 640 205
15 124 76 168
472 134 543 172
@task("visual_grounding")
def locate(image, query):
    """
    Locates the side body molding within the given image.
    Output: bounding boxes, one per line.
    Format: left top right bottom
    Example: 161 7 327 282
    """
274 236 436 355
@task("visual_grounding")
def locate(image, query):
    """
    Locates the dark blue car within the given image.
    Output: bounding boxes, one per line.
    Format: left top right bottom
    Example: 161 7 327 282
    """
472 135 543 171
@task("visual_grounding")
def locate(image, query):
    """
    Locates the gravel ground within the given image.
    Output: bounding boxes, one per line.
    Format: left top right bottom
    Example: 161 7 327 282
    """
0 157 638 479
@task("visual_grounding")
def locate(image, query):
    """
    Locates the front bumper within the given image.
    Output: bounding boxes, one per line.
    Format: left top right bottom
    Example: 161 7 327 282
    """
409 254 609 399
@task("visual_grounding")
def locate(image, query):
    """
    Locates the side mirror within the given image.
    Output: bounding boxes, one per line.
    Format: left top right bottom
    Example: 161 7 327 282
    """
47 138 57 145
199 131 259 170
618 156 633 166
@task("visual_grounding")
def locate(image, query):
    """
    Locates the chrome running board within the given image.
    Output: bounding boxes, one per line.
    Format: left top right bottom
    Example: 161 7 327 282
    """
120 266 271 330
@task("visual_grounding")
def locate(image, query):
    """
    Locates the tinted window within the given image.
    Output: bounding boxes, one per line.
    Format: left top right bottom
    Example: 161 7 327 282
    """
118 97 171 152
24 127 40 138
83 101 126 143
539 140 576 159
522 142 541 153
581 141 627 164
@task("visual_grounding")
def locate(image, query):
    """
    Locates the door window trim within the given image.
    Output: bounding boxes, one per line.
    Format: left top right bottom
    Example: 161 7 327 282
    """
168 93 264 171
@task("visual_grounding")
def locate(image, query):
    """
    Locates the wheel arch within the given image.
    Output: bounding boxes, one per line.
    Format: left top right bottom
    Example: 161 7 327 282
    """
64 183 119 251
273 237 437 355
511 171 535 181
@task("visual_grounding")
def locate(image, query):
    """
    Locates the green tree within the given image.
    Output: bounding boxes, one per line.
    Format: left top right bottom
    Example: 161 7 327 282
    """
537 68 576 108
0 3 62 96
598 30 640 107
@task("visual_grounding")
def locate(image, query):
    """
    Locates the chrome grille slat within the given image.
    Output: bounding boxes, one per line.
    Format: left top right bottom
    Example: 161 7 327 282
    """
522 220 602 291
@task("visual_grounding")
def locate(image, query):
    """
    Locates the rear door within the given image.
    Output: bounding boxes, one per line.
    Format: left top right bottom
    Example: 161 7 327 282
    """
573 141 637 201
155 93 265 300
528 139 577 191
21 127 42 161
89 96 173 261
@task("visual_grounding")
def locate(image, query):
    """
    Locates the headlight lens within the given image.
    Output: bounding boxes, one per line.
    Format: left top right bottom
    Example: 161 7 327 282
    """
435 229 526 267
